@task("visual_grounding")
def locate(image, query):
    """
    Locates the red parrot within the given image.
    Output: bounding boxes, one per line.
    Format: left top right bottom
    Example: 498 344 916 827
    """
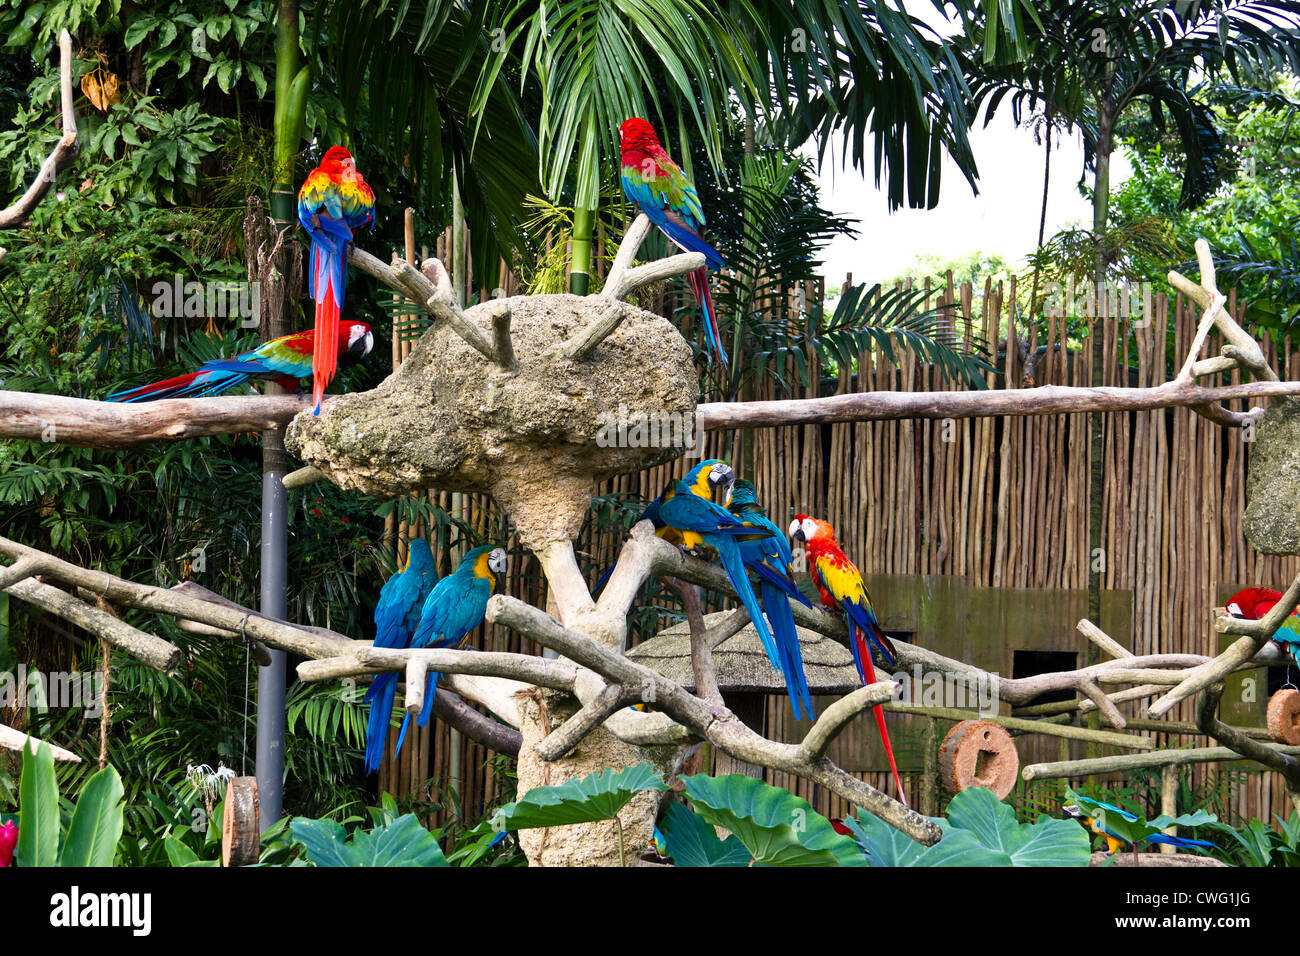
1226 587 1300 668
108 322 373 402
297 146 375 415
790 514 906 806
618 117 726 365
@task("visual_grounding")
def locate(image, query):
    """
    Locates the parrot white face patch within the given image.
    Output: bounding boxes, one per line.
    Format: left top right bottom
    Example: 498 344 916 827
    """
488 548 508 574
790 517 818 542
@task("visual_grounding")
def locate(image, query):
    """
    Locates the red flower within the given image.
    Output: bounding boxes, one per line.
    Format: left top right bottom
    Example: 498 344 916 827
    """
0 820 17 867
341 517 350 523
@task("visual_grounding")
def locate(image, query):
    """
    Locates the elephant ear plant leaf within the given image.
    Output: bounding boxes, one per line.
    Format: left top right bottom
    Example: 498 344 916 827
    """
847 786 1091 867
656 795 750 867
679 773 866 867
290 814 449 867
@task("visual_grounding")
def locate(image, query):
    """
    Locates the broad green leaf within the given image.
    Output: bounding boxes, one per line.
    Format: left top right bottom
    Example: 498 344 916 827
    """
948 787 1090 866
58 765 125 867
492 764 667 831
17 740 58 867
657 798 750 867
680 774 865 867
291 814 447 867
843 813 1005 867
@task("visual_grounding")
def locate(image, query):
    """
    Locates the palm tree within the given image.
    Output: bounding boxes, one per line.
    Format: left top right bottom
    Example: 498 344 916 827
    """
960 0 1300 630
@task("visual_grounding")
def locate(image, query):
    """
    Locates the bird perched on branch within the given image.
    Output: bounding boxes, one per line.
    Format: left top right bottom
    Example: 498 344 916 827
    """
394 545 508 757
108 322 373 402
1064 791 1215 856
658 464 790 688
619 117 726 365
727 479 815 720
364 538 438 774
790 515 905 804
1226 586 1300 669
298 145 375 415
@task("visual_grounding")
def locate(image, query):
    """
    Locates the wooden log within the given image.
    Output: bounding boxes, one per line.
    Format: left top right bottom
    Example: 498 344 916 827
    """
937 720 1020 799
1267 688 1300 746
221 777 260 867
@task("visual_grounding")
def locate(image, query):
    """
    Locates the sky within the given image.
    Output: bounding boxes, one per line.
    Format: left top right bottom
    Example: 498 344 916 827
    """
805 4 1133 284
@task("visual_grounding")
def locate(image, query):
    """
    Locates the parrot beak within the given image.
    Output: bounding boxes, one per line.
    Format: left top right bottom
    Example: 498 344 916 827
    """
789 519 805 542
707 463 734 506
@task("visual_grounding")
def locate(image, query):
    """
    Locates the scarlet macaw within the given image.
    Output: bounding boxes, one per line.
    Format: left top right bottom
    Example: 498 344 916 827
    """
108 322 373 402
364 538 438 774
394 545 508 756
619 117 726 365
790 515 906 805
1226 586 1300 669
298 145 375 415
1064 792 1215 855
727 479 815 720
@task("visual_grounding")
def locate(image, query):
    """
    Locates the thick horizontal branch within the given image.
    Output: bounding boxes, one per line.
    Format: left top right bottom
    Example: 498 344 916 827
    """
695 379 1300 430
1022 740 1300 781
0 391 317 448
0 724 81 762
1196 682 1300 792
0 537 356 661
882 701 1151 750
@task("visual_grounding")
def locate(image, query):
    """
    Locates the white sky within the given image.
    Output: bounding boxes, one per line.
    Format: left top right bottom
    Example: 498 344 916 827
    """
806 3 1134 283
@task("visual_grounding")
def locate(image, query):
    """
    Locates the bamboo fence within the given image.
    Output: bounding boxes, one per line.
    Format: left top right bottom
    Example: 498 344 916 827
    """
377 244 1298 829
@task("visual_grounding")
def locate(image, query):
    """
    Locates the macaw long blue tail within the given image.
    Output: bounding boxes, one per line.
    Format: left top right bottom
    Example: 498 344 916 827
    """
1143 833 1215 850
761 579 814 721
417 670 440 728
712 537 781 676
364 672 398 774
749 559 812 608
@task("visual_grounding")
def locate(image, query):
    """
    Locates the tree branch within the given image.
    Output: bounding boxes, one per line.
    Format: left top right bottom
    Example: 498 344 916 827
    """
0 30 77 232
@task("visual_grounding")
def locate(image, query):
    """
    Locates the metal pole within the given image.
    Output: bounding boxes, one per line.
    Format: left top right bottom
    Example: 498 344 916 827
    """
256 448 289 830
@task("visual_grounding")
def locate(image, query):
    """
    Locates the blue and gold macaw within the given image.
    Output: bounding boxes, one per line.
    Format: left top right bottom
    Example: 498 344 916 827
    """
727 480 815 720
394 544 509 756
1064 791 1216 856
364 539 438 774
591 459 733 596
657 465 784 684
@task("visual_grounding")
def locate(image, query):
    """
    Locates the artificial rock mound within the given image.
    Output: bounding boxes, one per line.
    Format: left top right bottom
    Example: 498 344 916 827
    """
285 292 698 548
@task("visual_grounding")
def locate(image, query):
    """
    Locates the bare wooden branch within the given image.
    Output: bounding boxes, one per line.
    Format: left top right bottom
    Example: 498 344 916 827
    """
0 30 77 230
0 724 81 762
283 466 326 490
0 391 316 447
1196 681 1300 791
556 302 627 361
428 690 523 757
615 254 706 299
535 683 631 761
489 299 518 372
403 656 430 717
1149 570 1300 718
883 701 1150 749
1077 619 1131 659
1023 740 1300 781
486 593 940 844
693 379 1300 431
0 538 356 661
6 578 180 673
602 214 654 297
1078 678 1127 729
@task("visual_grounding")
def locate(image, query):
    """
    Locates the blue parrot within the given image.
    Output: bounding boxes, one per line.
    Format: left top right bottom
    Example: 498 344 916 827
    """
727 479 815 720
393 544 509 757
591 459 734 596
657 468 784 687
1064 793 1216 855
364 539 438 774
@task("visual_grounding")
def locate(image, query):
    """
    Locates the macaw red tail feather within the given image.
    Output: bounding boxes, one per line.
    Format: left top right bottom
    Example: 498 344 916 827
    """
311 275 340 415
688 267 727 367
856 628 907 808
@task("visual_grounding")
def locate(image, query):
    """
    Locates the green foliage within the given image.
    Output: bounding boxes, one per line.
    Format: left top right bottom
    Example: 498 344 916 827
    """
656 796 750 867
15 740 125 867
847 786 1091 866
490 763 668 830
1207 812 1300 867
290 814 449 868
678 773 866 866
